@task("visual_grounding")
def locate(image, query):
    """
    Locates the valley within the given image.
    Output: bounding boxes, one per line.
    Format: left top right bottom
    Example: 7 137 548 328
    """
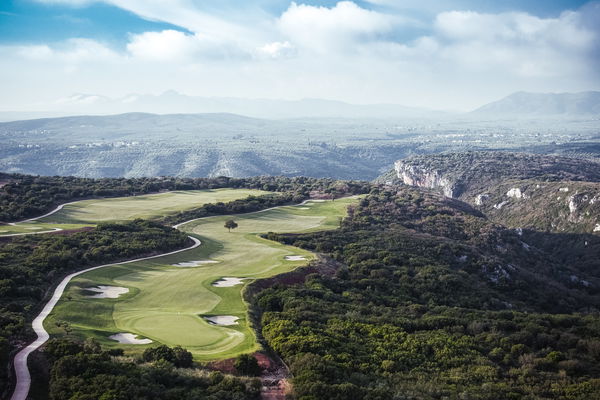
390 152 600 233
1 111 598 180
47 197 356 360
3 1 599 398
0 163 599 400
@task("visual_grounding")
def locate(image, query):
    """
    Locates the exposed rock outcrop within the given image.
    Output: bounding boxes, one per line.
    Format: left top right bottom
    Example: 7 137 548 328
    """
394 162 459 198
389 152 600 234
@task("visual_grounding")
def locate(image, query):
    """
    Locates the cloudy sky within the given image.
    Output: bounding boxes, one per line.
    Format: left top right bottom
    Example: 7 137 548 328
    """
1 0 599 111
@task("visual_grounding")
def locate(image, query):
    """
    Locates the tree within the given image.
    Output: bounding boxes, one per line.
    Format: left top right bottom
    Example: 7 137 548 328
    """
224 219 238 232
142 344 193 368
83 338 101 354
234 353 261 376
173 345 193 368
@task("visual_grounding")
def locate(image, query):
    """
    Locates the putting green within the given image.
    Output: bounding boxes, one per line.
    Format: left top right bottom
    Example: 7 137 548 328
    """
1 189 270 235
46 197 357 360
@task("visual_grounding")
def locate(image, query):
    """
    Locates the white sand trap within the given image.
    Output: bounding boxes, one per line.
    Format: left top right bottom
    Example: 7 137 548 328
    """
204 315 239 326
109 333 152 344
25 227 42 230
84 285 129 298
172 260 219 267
0 230 7 233
310 199 326 202
298 207 310 210
212 277 245 287
285 255 307 261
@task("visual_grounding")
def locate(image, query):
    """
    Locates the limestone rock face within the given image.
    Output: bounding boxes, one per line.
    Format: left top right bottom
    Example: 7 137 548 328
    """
389 152 600 234
475 194 489 206
395 161 458 198
506 188 528 199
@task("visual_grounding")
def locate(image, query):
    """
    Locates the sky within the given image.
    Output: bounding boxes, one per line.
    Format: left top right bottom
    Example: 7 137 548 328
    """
0 0 599 111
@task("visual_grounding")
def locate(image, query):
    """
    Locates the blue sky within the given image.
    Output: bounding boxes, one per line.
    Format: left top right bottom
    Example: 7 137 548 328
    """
0 0 598 111
0 1 590 45
0 1 187 46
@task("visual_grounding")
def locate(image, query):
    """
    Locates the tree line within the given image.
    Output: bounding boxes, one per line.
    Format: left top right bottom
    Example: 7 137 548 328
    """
43 338 261 399
0 173 370 223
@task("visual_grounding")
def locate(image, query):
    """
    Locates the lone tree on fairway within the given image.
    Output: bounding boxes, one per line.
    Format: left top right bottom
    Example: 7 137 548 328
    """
225 219 238 232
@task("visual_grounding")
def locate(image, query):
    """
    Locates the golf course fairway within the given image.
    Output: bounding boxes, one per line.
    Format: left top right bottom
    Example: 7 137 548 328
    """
46 197 357 360
1 188 269 236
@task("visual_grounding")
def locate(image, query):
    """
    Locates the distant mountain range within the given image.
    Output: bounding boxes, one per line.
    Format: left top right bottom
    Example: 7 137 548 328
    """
1 90 598 121
0 91 443 121
472 91 600 116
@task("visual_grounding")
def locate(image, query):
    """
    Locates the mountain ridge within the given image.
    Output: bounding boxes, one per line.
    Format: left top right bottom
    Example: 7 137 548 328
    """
473 91 600 116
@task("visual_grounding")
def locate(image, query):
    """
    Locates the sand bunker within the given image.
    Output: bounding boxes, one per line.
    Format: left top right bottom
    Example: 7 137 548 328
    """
298 207 310 210
212 277 245 287
285 255 307 261
310 199 326 202
84 285 129 298
109 333 152 344
204 315 239 326
172 260 219 267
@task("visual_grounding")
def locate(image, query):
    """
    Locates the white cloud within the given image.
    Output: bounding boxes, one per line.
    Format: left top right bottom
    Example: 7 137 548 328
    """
13 38 118 63
127 30 200 61
433 9 598 77
278 1 397 53
257 41 296 59
126 29 252 62
16 45 54 60
6 1 600 110
37 0 259 44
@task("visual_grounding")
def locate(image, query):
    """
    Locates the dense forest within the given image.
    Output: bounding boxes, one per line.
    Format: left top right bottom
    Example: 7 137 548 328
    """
0 173 369 222
0 220 189 396
255 187 600 399
40 338 261 400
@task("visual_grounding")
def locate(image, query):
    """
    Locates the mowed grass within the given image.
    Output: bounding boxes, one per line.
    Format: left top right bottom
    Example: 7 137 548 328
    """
46 197 358 361
39 189 271 224
0 221 87 236
0 189 270 235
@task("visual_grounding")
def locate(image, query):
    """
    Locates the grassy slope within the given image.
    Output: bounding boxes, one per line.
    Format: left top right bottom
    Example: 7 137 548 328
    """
1 189 269 235
46 198 357 361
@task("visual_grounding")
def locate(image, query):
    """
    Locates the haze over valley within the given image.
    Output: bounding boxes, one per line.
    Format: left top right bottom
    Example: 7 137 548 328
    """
1 91 599 179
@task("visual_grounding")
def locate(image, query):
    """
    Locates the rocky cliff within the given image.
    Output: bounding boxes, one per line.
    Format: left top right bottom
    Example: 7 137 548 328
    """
391 152 600 234
394 162 459 197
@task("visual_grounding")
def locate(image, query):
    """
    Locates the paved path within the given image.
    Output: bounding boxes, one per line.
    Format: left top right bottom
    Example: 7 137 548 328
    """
3 200 81 237
10 197 320 400
10 236 201 400
8 200 81 225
